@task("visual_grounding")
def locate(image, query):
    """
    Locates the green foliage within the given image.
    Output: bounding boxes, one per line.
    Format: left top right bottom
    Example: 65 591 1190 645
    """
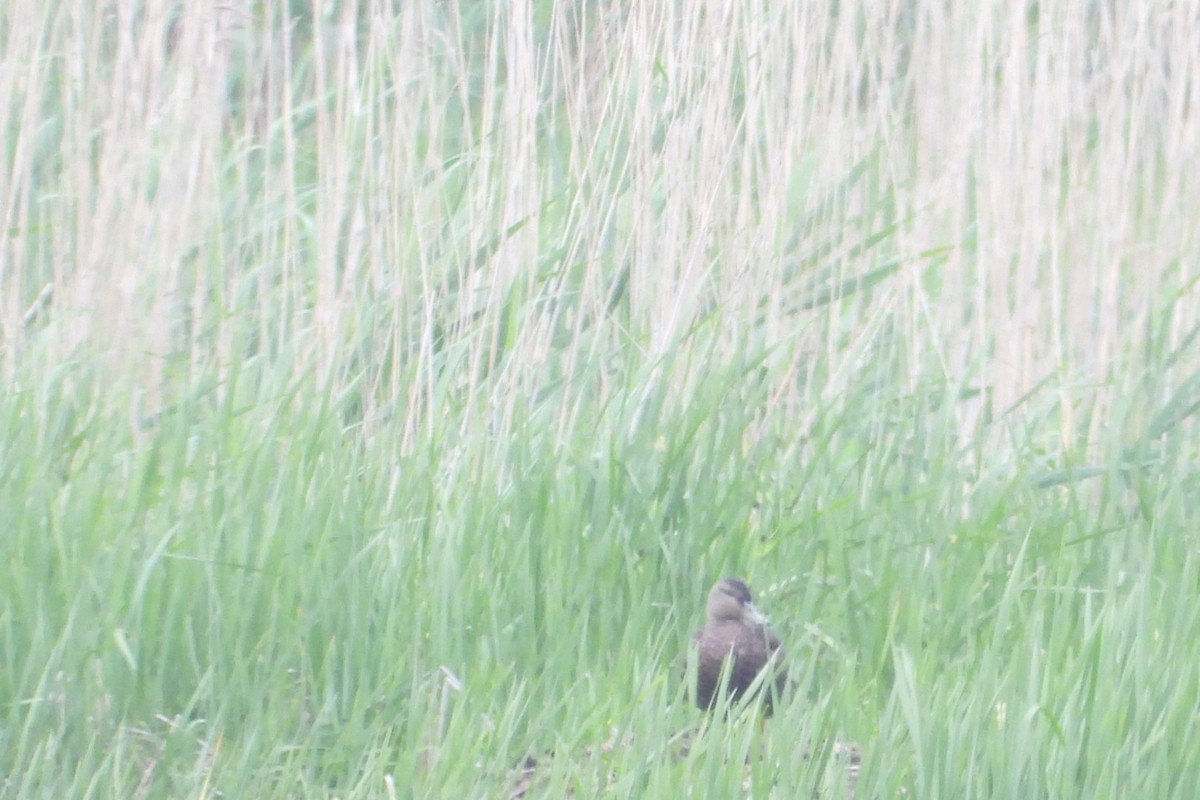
5 325 1200 797
4 0 1200 798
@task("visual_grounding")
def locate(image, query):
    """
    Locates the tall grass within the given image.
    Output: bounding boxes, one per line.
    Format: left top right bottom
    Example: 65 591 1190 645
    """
3 0 1199 797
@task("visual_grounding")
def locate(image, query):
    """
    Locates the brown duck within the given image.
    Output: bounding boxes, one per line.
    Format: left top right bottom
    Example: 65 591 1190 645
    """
691 577 787 713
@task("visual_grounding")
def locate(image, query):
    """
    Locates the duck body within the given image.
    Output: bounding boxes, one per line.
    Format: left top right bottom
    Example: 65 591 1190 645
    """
691 577 787 713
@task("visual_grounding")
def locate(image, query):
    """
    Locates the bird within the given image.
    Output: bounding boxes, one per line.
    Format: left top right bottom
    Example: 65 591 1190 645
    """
691 577 787 714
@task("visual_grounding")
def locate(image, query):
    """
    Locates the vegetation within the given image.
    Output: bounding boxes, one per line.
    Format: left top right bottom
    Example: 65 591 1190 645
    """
3 1 1199 797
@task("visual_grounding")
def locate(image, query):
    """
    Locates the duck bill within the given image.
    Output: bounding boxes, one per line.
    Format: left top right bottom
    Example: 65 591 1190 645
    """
742 603 768 625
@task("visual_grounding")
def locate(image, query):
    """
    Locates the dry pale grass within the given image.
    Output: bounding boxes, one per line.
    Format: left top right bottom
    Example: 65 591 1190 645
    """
1 0 1197 452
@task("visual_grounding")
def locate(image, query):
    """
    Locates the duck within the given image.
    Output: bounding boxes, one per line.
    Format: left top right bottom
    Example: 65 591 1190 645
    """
691 577 787 713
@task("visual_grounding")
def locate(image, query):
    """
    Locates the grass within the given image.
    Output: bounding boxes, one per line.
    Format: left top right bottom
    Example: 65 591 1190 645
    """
3 0 1200 797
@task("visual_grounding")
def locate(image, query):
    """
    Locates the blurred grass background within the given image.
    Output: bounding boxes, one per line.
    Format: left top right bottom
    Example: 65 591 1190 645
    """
3 0 1200 797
